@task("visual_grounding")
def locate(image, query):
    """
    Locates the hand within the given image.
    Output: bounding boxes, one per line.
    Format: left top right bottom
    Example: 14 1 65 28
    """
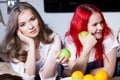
55 51 69 66
17 30 34 45
78 33 97 51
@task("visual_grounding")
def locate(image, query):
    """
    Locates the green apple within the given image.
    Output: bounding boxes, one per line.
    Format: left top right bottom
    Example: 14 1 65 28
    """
79 31 88 38
75 78 82 80
59 48 71 59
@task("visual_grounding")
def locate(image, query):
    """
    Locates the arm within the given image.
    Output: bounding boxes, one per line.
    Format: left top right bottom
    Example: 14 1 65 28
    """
25 42 36 76
89 47 117 77
89 35 119 77
40 33 62 79
63 34 97 75
17 30 36 77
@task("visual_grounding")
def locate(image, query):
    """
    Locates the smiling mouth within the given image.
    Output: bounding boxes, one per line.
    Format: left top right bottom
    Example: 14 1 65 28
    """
97 31 102 35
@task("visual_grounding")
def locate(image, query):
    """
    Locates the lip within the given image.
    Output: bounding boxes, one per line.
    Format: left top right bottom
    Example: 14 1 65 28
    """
30 29 37 34
97 31 102 35
95 30 102 34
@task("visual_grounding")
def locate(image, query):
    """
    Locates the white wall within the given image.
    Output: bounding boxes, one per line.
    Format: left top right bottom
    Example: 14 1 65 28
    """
0 1 8 43
29 0 120 41
0 0 120 43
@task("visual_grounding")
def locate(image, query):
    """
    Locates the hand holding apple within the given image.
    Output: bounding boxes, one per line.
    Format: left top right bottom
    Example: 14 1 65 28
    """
58 48 71 59
79 31 88 38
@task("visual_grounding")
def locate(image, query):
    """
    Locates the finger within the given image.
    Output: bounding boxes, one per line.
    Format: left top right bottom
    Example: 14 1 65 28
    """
62 63 68 66
78 34 82 41
17 30 22 39
55 59 61 64
61 57 69 63
17 30 20 36
18 30 24 39
55 56 65 64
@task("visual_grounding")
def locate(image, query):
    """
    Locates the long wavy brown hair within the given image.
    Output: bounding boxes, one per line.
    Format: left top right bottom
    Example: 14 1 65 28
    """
0 2 54 62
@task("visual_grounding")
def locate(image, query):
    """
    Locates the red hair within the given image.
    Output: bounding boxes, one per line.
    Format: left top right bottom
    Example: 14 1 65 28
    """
66 4 113 63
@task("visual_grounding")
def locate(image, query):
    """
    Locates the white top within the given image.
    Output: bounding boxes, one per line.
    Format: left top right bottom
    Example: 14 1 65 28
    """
64 35 119 62
10 32 61 80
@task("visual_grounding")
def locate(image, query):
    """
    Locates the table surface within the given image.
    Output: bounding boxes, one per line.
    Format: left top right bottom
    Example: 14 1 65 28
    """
60 77 120 80
109 77 120 80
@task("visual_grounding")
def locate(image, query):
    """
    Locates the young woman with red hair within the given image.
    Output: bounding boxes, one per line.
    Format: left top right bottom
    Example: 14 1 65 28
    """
63 4 119 77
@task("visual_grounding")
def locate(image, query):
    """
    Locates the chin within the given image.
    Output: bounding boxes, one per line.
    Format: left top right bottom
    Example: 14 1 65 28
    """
96 36 102 39
31 32 39 37
95 35 102 39
30 34 38 38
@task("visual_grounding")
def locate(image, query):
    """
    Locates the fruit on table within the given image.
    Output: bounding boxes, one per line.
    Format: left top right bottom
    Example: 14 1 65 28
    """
59 48 71 59
79 31 88 38
71 71 84 80
95 70 108 80
83 74 95 80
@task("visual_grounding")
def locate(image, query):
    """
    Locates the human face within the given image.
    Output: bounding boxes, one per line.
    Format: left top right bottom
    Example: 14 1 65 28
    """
88 12 103 39
18 9 40 38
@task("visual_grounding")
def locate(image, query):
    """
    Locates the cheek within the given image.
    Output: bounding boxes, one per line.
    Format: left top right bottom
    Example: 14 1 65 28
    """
88 25 95 32
19 28 26 35
38 26 40 32
88 28 96 34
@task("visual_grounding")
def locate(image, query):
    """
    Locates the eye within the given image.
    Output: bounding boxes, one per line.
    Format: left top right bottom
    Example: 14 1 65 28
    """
100 21 103 25
19 22 25 27
30 17 36 21
92 23 98 26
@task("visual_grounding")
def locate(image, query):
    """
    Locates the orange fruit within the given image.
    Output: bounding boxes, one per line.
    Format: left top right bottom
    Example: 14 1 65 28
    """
83 74 95 80
95 70 108 80
71 71 84 80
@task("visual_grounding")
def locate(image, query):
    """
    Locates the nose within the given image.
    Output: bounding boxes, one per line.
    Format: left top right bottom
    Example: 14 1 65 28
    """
97 24 103 30
28 22 34 29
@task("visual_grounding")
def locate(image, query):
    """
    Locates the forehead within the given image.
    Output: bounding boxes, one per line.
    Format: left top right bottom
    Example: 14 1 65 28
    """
88 12 102 24
19 9 33 17
18 9 33 22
